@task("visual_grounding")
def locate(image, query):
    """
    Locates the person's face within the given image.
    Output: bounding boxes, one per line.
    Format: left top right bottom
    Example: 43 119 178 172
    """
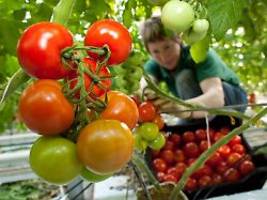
147 38 181 71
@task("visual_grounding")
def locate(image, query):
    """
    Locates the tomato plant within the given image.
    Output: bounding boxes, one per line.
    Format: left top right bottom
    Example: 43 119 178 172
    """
17 22 73 79
67 58 111 98
77 119 134 174
84 19 132 65
29 136 82 185
19 80 74 135
192 19 209 33
100 91 139 129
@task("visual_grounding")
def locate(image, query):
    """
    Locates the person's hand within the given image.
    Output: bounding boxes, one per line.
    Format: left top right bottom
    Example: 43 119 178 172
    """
143 88 192 119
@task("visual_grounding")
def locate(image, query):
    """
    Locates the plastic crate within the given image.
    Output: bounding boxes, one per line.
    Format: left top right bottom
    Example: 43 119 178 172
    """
145 115 267 200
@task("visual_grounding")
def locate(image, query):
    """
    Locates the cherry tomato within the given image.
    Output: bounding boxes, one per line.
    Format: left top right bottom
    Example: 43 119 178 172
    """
160 150 174 164
163 140 175 151
216 161 228 175
227 152 242 166
137 122 159 141
77 119 134 174
228 135 242 146
17 22 73 79
138 101 157 123
153 158 167 172
29 136 82 185
231 144 246 155
149 133 166 150
174 149 185 163
19 80 74 135
100 91 139 129
193 165 212 179
175 162 187 175
199 140 209 152
220 127 230 135
218 145 231 158
239 160 255 176
167 167 181 179
213 131 225 142
183 142 199 158
169 134 181 146
206 152 222 167
134 134 148 152
224 168 240 182
67 58 111 98
185 177 197 191
156 172 165 182
182 131 195 143
212 173 223 185
152 114 165 130
163 174 177 183
81 167 112 183
195 129 207 141
198 175 212 188
84 19 132 65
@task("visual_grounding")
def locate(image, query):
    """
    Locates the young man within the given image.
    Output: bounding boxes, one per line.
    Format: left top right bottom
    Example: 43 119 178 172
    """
140 16 247 118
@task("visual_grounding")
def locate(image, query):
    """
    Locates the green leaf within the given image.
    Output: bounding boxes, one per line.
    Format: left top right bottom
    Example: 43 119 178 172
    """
207 0 248 40
190 36 210 63
0 69 30 105
122 2 132 28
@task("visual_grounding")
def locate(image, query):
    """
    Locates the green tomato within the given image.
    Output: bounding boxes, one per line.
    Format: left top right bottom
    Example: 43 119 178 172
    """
182 29 207 45
137 122 159 141
192 19 209 34
158 81 169 93
148 133 166 150
161 0 195 33
113 76 127 87
29 136 82 185
127 67 143 80
147 0 169 6
134 134 148 152
81 167 112 183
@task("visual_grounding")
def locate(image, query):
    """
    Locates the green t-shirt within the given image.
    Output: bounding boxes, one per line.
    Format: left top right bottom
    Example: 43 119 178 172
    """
144 47 240 95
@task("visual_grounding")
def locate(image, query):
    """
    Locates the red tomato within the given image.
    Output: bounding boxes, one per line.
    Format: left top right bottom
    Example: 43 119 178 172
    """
152 114 165 130
175 162 187 174
167 167 181 179
17 22 73 79
195 129 207 141
19 80 74 135
212 173 223 185
216 161 228 175
199 140 209 152
100 91 139 129
156 172 165 182
185 177 197 191
163 174 177 183
67 58 111 98
138 101 157 122
183 142 200 158
228 135 242 146
182 131 195 143
84 19 132 65
224 168 240 182
169 134 181 145
153 158 167 172
220 127 230 135
198 175 212 188
173 149 185 163
231 144 246 155
206 152 222 167
160 150 174 164
218 145 231 158
213 131 225 142
227 152 242 166
77 119 134 174
239 160 255 176
193 165 213 178
163 141 175 151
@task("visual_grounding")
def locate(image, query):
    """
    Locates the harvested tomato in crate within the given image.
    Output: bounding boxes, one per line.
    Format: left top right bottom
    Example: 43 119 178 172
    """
145 115 267 199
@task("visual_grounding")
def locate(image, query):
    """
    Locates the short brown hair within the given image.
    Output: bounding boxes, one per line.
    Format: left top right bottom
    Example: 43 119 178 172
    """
140 16 178 51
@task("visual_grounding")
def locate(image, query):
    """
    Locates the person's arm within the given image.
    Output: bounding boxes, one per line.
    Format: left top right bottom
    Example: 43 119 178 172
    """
185 77 225 118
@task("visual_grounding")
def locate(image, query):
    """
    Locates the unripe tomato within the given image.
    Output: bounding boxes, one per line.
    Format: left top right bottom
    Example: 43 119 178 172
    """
17 22 73 79
100 91 139 129
147 0 169 6
134 134 148 152
137 122 159 141
29 136 82 185
161 0 195 33
84 19 132 65
19 80 74 135
77 119 134 175
149 133 166 150
192 19 209 33
80 167 112 183
182 29 207 45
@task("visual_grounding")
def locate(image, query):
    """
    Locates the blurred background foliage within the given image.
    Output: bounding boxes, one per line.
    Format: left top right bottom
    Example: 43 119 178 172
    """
0 0 266 133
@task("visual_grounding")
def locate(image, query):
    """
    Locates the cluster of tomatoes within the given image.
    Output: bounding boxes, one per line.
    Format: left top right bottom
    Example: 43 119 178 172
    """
160 0 210 45
16 19 143 185
151 126 255 192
